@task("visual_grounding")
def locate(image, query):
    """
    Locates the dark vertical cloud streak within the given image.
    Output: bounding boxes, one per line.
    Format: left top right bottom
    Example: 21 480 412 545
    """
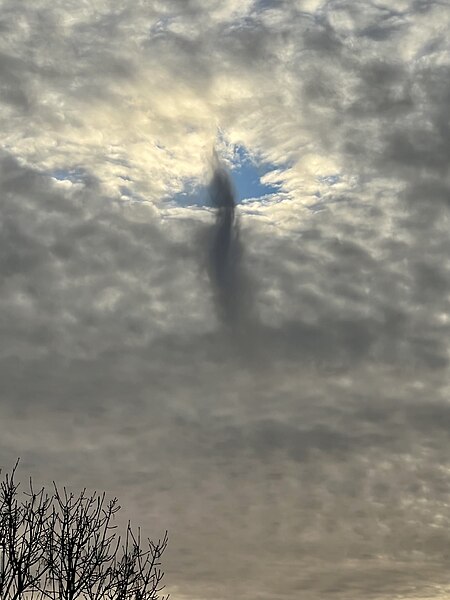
207 154 247 329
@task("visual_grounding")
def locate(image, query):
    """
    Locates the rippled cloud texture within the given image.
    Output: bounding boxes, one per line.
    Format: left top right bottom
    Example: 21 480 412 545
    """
1 1 450 598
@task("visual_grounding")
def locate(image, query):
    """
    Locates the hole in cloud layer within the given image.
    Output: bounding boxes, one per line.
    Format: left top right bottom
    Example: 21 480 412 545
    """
50 167 99 188
169 145 282 208
51 168 89 184
232 145 281 203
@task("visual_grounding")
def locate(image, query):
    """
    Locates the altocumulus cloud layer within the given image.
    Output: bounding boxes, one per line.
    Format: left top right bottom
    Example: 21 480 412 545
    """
1 1 450 599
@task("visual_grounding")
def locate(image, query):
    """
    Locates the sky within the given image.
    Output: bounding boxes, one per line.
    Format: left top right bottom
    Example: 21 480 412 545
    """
1 0 450 598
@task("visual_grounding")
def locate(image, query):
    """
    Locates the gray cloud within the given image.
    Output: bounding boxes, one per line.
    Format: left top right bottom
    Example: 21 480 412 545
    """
1 146 449 600
1 1 450 599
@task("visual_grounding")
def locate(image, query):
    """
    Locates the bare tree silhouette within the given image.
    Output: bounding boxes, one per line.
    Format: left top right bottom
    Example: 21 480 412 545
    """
0 461 168 600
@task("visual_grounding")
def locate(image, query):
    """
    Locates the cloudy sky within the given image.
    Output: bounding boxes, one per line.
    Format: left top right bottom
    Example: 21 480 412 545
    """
2 0 450 598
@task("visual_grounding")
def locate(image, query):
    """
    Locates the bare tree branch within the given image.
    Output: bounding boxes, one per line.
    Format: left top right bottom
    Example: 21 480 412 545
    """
0 461 168 600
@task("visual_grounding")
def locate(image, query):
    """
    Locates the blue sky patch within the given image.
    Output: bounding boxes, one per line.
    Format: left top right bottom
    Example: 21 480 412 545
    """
232 146 281 203
170 146 282 208
51 167 89 184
